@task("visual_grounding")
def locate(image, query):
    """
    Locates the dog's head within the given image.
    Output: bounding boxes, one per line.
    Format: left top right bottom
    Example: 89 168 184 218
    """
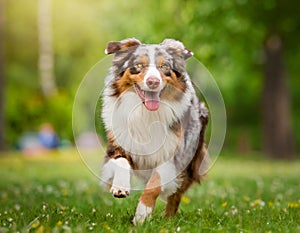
105 38 193 111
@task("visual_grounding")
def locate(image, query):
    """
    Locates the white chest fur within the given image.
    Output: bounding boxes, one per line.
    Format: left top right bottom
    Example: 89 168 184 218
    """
102 89 191 170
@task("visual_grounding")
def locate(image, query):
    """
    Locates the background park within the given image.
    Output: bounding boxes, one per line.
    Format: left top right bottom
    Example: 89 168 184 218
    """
0 0 299 232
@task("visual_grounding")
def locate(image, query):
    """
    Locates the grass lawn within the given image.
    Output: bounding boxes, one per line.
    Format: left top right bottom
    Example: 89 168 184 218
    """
0 150 299 233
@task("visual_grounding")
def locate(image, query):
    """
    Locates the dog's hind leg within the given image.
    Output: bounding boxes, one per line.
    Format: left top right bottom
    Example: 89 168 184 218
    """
165 192 182 217
165 175 193 217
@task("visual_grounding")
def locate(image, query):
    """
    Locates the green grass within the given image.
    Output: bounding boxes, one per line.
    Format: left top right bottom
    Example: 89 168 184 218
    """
0 150 299 233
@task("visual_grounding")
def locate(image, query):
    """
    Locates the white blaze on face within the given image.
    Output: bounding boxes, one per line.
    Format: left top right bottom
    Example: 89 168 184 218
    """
142 46 163 111
143 46 162 90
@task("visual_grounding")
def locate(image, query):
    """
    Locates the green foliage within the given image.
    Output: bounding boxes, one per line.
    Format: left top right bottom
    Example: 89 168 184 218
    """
5 90 72 147
4 0 300 152
0 151 299 232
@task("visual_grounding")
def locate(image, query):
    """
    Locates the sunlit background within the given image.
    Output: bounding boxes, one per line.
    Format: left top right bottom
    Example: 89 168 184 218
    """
1 0 299 159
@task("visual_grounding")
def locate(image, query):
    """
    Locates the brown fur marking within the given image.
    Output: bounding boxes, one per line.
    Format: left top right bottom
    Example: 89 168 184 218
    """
169 120 182 138
111 68 146 97
115 69 136 94
165 70 186 92
106 39 141 54
140 172 162 208
105 130 134 168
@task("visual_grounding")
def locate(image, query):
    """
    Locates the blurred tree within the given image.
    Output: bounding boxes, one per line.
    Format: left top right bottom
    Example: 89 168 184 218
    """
263 35 295 159
38 0 57 97
242 1 298 159
0 0 5 151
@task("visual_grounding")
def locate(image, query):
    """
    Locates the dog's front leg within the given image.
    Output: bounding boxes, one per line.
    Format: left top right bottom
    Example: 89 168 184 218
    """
133 172 161 225
101 157 131 198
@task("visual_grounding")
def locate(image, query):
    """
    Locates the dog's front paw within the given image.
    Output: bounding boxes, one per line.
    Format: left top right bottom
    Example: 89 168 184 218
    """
110 185 130 198
132 201 153 225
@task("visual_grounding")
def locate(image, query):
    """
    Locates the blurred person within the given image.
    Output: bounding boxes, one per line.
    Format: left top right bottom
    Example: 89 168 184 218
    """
38 123 59 149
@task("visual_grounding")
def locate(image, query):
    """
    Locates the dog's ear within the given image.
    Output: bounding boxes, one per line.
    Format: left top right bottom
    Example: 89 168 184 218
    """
105 38 142 54
160 38 193 60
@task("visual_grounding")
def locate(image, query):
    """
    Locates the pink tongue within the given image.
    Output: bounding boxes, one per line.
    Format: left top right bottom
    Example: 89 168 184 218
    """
144 91 160 111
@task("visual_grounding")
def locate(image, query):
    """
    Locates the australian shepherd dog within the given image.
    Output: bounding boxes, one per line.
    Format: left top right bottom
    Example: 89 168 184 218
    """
101 38 209 224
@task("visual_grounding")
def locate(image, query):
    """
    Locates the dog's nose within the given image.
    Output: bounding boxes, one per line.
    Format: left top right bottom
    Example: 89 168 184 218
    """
146 77 160 89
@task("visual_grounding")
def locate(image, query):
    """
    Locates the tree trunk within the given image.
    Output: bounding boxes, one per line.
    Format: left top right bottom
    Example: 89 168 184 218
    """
262 34 295 159
0 0 6 151
38 0 57 97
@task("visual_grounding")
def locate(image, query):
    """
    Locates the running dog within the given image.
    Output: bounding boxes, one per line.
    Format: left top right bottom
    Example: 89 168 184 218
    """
101 38 209 224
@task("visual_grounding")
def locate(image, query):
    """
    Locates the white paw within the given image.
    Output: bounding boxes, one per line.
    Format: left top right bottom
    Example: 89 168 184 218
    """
102 158 131 198
110 185 130 198
132 201 153 225
110 172 130 198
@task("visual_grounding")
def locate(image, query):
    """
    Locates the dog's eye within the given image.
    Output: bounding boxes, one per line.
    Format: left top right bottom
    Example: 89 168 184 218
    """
159 63 170 72
134 63 144 71
130 63 144 74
